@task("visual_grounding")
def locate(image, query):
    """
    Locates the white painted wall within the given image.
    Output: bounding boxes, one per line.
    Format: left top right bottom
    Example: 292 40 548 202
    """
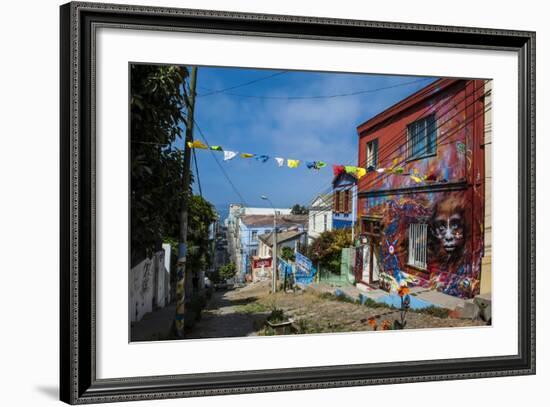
308 196 333 242
129 250 171 322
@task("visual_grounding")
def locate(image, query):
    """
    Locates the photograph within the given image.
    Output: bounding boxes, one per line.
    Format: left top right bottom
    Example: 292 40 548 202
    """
129 64 493 342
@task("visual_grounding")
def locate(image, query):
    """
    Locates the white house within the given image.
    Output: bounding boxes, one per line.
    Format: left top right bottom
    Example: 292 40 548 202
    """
254 229 307 281
307 194 333 244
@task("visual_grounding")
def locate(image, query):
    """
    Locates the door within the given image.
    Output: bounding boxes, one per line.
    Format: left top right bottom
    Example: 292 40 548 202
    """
362 244 370 282
358 218 382 286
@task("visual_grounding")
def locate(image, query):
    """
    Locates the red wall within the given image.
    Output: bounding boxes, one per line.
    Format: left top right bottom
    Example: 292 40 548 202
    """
355 79 487 298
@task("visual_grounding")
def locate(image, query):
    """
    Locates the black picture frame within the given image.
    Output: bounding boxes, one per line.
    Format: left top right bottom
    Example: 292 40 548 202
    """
60 2 536 404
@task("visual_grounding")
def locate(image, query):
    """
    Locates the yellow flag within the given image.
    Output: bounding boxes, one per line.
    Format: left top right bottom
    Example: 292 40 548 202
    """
356 167 367 179
241 153 255 158
287 159 300 168
187 140 208 149
410 175 423 183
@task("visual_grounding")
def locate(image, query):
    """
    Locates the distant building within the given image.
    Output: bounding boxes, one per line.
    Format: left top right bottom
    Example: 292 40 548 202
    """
236 214 307 281
254 229 307 281
307 194 332 244
225 205 294 282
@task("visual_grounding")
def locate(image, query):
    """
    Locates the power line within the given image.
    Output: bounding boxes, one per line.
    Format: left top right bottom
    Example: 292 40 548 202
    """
134 84 489 218
133 80 488 219
305 83 491 208
188 116 250 207
197 71 288 97
192 147 203 197
210 77 434 100
306 88 492 220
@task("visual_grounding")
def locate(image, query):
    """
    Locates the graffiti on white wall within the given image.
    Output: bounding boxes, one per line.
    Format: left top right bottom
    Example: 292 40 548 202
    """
130 249 171 322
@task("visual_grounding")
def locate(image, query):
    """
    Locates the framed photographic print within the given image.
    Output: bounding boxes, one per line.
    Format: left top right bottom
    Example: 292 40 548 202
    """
60 1 535 404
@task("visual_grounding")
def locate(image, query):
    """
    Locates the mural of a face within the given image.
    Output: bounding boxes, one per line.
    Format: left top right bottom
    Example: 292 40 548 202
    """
431 193 466 258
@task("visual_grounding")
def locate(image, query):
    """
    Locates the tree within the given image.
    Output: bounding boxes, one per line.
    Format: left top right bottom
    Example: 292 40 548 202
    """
307 229 352 273
281 246 295 262
291 204 309 215
186 195 217 274
218 263 237 281
130 64 190 266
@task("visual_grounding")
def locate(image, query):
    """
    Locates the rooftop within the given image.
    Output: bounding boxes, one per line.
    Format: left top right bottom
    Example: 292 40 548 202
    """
258 230 306 247
240 214 308 228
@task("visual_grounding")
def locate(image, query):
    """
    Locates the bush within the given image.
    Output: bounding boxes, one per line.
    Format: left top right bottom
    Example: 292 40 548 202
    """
307 229 352 274
267 308 287 324
218 263 237 281
281 247 295 262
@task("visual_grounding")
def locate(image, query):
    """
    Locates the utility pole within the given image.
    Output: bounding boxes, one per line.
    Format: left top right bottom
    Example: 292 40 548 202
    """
175 66 198 338
261 195 277 293
272 210 278 293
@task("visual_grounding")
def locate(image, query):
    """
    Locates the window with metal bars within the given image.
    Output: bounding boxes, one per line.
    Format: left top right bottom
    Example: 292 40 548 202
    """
408 223 428 270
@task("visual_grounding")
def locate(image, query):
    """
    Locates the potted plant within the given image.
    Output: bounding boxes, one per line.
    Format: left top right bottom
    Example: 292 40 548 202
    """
266 308 293 335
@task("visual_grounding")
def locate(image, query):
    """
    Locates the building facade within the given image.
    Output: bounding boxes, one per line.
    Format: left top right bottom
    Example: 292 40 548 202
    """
235 213 307 281
254 230 307 281
332 171 358 231
355 78 490 299
307 194 332 244
225 205 293 281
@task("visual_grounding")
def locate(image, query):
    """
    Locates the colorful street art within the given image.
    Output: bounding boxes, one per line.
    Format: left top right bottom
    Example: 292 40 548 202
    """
363 191 482 298
356 79 487 299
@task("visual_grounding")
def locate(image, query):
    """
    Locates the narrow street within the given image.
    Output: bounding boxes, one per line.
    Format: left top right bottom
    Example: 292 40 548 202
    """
186 284 271 339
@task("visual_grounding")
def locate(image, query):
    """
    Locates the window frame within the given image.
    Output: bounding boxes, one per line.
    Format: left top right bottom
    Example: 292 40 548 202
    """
365 138 379 169
406 113 437 161
407 223 428 270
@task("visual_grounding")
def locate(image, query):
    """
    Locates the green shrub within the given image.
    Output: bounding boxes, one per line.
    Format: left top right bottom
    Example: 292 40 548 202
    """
267 308 287 324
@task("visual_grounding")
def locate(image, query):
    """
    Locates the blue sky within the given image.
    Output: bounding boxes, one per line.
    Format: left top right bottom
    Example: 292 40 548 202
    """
181 66 437 215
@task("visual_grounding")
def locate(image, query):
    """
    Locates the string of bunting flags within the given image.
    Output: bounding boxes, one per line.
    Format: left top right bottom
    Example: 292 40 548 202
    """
187 140 439 183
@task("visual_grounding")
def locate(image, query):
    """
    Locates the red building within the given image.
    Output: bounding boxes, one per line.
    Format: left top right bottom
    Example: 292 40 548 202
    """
355 78 490 299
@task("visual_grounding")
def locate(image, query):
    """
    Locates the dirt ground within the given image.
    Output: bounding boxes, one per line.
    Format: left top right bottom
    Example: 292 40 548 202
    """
187 280 486 339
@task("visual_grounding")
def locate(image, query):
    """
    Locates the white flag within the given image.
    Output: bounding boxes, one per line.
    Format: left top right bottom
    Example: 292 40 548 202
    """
275 157 284 167
376 168 386 173
224 151 238 161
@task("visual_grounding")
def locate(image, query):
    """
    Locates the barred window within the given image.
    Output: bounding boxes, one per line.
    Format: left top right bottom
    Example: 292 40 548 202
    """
408 223 428 270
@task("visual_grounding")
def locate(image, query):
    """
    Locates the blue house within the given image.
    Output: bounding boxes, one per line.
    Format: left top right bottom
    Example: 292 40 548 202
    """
332 172 357 230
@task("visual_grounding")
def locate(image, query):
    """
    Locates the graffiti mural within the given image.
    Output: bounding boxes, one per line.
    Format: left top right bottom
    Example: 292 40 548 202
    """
355 79 488 299
363 190 482 299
